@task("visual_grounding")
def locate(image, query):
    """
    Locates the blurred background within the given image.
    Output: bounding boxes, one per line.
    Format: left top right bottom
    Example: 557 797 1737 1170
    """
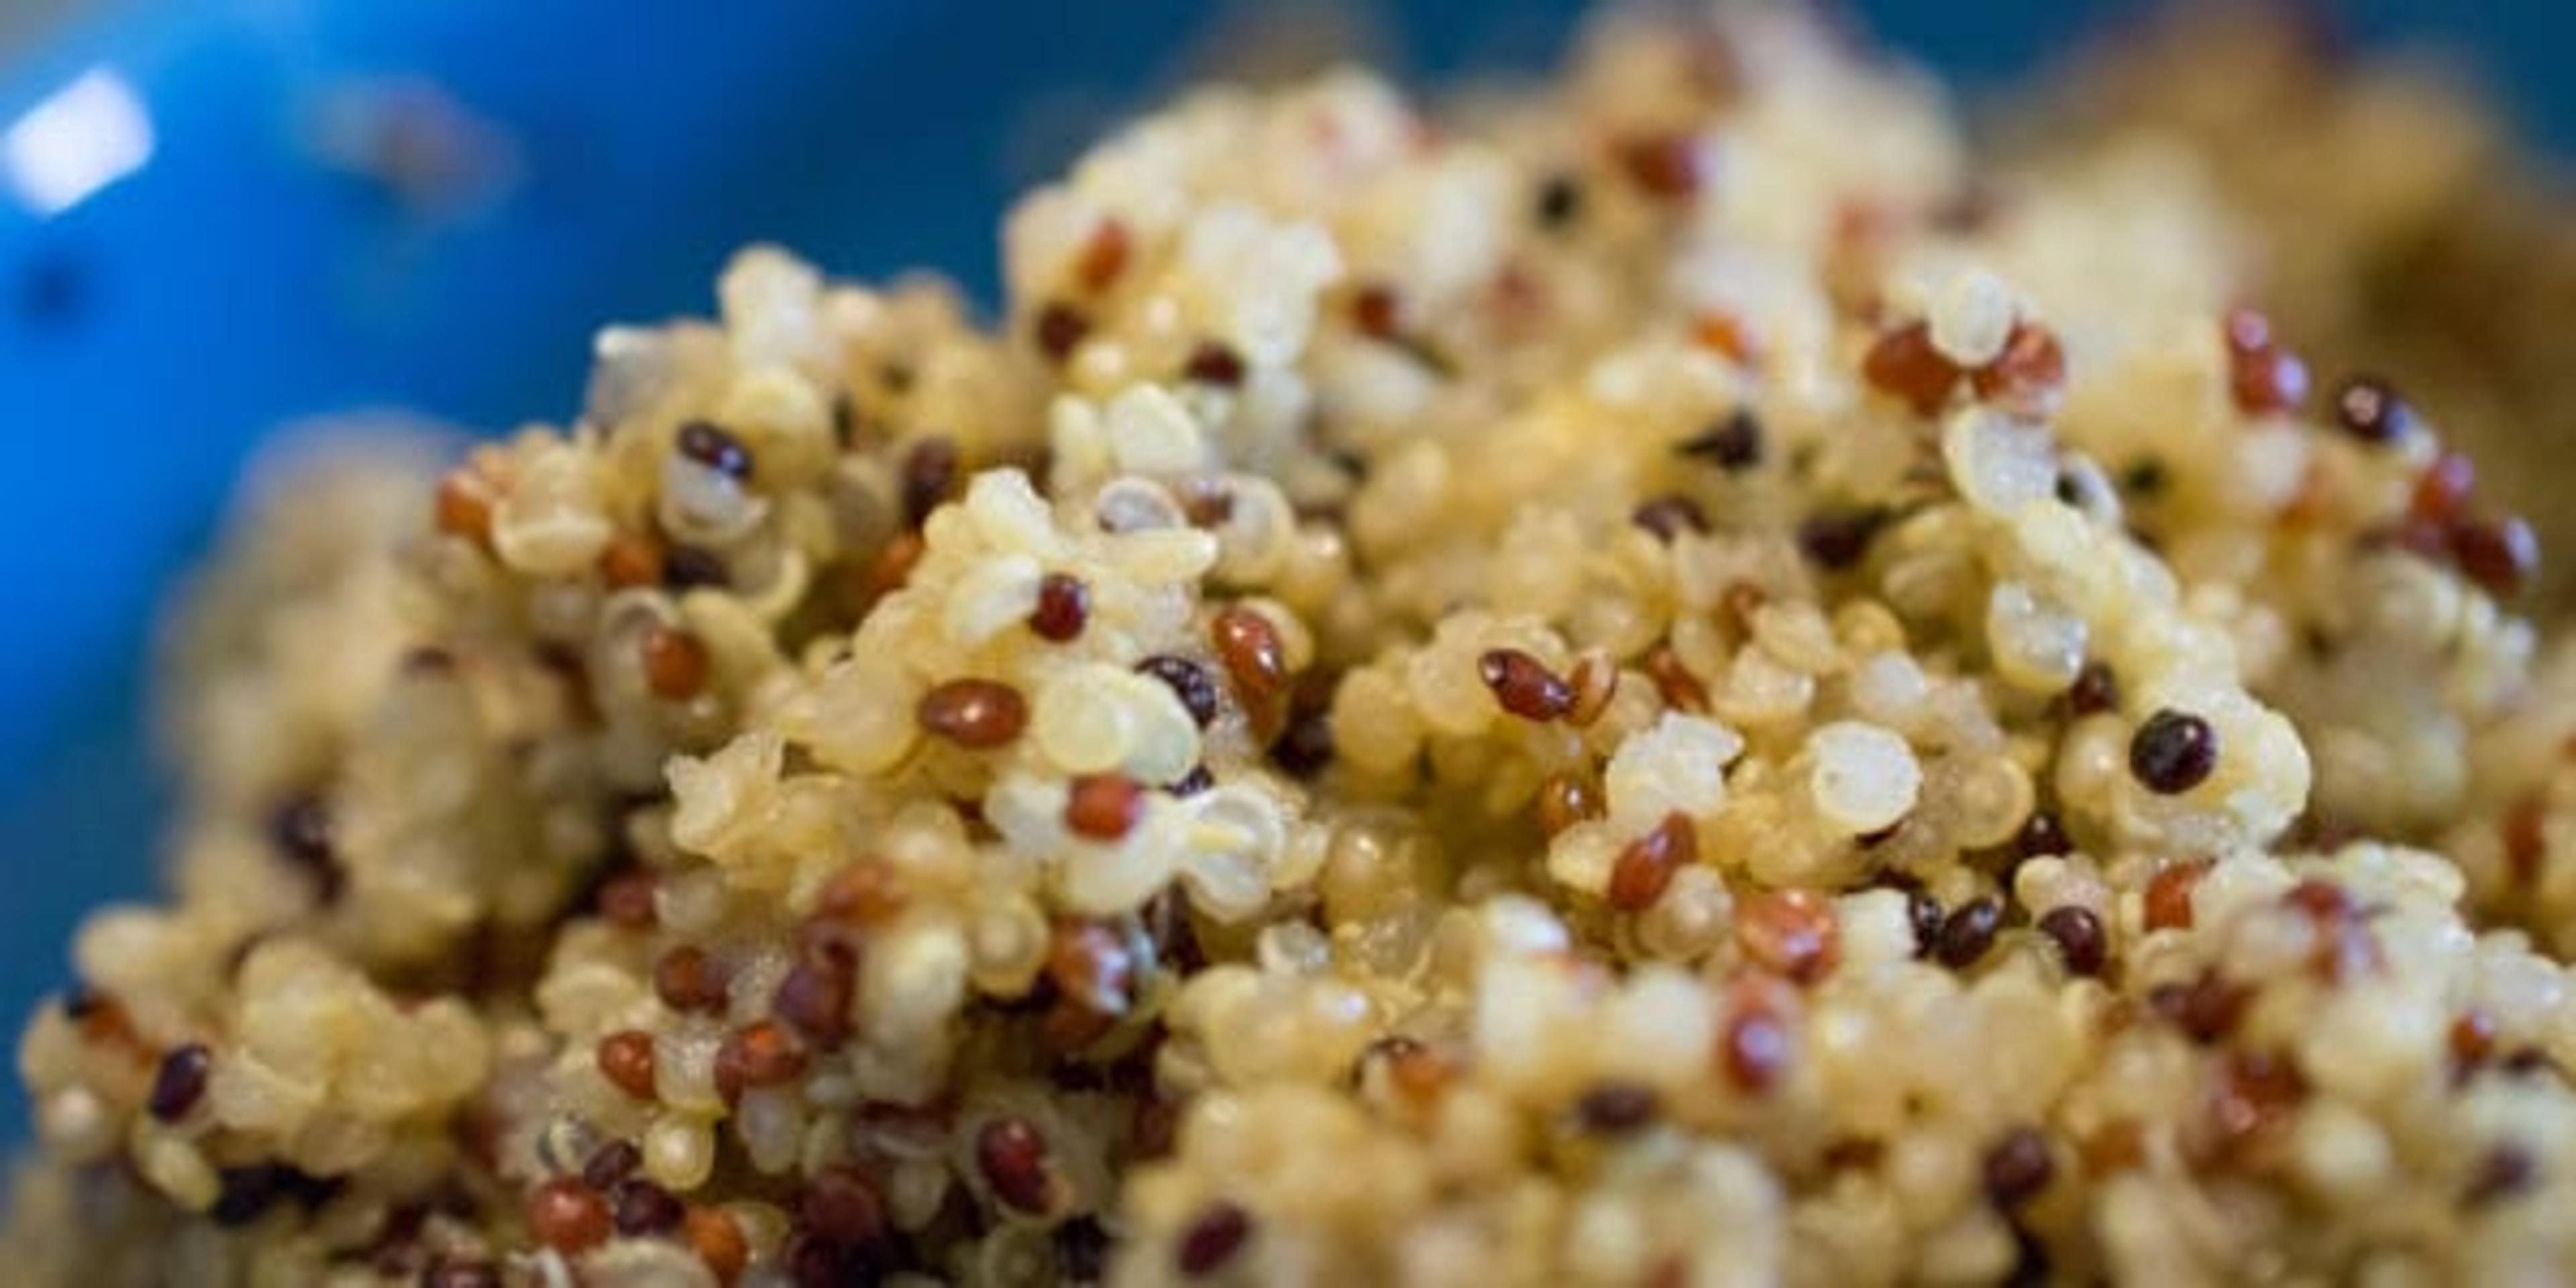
0 0 2566 1146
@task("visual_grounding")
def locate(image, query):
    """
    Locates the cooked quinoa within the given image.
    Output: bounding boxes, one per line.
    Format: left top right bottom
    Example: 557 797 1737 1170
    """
11 7 2576 1285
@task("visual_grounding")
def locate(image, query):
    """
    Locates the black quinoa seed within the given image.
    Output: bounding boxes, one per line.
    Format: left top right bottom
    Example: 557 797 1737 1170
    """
1678 409 1764 472
2037 906 2107 977
2465 1143 2538 1206
2130 709 2218 794
610 1178 687 1236
676 420 753 481
1632 494 1709 542
268 794 343 900
1983 1127 2055 1208
1934 897 2004 969
1055 1216 1112 1283
582 1138 642 1190
663 544 729 590
1181 341 1247 387
2333 376 2416 447
1028 572 1092 643
1534 172 1585 229
1796 506 1888 571
210 1163 343 1228
1033 301 1091 363
2013 810 2072 860
1137 655 1222 727
268 794 334 869
1574 1081 1660 1134
1271 706 1334 779
1168 765 1215 797
2065 661 2118 717
148 1042 213 1121
901 436 961 527
1176 1201 1252 1277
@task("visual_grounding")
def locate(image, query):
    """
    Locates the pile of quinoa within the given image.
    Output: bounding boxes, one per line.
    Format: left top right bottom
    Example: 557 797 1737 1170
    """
11 8 2576 1284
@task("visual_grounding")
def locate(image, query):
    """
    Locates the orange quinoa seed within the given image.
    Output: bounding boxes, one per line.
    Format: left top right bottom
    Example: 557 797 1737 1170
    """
641 625 712 701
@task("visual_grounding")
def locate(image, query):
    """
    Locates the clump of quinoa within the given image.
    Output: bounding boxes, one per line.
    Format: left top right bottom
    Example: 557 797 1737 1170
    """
9 7 2576 1285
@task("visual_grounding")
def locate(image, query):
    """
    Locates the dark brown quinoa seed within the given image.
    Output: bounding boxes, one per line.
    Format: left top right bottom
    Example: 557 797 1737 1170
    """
653 945 728 1013
423 1257 503 1288
2129 708 2218 794
268 792 335 871
663 543 729 590
675 420 754 481
612 1178 688 1236
975 1116 1056 1214
1796 506 1888 570
1351 282 1403 339
2013 810 2072 859
1271 692 1336 778
2451 516 2538 600
1933 897 2003 968
1028 572 1092 642
1137 655 1222 727
1478 647 1575 722
2465 1143 2538 1207
1181 340 1247 386
799 1165 886 1246
1210 605 1288 702
582 1138 643 1190
2037 906 2107 977
773 957 855 1049
1065 773 1147 841
1574 1081 1660 1134
596 868 658 928
1607 813 1695 912
1055 1216 1112 1282
2157 971 2249 1044
1982 1127 2055 1208
595 1030 658 1100
1032 301 1091 363
1176 1200 1253 1276
900 435 961 527
2332 376 2416 446
1631 494 1710 542
147 1042 212 1122
1534 172 1585 229
917 678 1030 749
1678 409 1763 471
2065 662 2118 716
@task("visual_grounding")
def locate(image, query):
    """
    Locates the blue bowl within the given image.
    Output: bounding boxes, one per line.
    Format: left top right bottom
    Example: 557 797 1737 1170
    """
0 0 2567 1148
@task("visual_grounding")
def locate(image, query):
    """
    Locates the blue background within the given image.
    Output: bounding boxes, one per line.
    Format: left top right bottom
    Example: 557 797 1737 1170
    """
0 0 2565 1148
